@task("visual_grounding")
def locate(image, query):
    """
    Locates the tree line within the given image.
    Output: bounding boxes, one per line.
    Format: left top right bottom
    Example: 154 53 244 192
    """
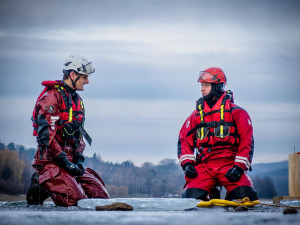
0 141 278 198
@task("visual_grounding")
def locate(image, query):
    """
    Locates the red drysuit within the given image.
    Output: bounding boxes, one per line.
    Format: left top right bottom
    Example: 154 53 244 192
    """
31 80 109 206
178 91 255 194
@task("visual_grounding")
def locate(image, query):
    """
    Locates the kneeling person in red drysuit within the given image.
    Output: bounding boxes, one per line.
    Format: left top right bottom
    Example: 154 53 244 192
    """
27 54 109 207
178 67 258 201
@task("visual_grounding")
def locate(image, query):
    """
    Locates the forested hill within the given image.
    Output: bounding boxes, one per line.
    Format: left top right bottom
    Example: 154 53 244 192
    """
0 141 288 198
251 161 288 176
250 161 288 197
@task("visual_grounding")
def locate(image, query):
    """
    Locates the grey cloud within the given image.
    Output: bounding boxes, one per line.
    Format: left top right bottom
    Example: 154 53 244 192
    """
1 31 299 104
1 0 299 30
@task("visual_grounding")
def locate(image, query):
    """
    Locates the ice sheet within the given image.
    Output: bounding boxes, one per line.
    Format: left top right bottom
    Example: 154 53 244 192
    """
78 198 200 211
0 200 300 225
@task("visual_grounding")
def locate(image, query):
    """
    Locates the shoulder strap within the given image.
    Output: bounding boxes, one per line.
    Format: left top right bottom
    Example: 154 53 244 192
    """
195 98 206 140
196 97 204 112
225 90 234 103
54 85 73 122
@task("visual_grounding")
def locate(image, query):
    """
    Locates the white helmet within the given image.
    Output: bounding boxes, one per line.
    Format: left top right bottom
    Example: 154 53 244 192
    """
63 54 95 75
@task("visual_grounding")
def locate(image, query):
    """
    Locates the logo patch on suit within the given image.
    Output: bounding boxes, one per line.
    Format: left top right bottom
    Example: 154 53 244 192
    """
186 121 190 128
45 105 56 113
248 119 252 126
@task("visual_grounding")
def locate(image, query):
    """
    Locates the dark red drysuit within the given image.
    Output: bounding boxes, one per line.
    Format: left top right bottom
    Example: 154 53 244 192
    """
178 91 257 199
31 80 109 206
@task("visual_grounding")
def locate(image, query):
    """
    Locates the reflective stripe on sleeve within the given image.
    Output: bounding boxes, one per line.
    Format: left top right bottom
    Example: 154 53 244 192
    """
235 156 251 169
179 154 195 164
50 116 60 130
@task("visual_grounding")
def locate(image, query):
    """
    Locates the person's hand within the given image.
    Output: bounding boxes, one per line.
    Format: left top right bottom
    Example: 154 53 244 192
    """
74 152 85 176
183 163 198 179
54 151 82 176
77 140 86 153
225 165 244 182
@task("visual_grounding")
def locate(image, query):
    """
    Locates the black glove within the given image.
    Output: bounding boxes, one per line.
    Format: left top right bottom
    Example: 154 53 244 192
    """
74 152 85 176
225 165 244 182
183 163 198 179
54 151 83 176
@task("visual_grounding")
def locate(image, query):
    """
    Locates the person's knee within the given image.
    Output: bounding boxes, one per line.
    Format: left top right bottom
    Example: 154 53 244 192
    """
226 186 258 201
85 186 110 199
51 191 86 207
182 188 208 200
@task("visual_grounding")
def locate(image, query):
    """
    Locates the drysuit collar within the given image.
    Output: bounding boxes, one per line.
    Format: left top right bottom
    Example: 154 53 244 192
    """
62 80 76 95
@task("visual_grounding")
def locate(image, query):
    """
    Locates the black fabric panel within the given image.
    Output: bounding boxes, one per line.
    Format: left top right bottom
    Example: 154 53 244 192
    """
226 186 258 201
230 106 243 112
182 188 208 200
37 114 50 147
177 137 182 156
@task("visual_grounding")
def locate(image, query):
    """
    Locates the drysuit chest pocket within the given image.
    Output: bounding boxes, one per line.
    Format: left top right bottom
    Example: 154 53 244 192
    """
196 127 209 142
214 125 230 142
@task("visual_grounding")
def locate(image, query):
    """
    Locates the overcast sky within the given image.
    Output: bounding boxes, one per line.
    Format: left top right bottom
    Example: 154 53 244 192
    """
0 0 299 166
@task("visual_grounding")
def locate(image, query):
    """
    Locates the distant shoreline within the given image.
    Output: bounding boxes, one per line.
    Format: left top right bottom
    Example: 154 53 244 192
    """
0 194 26 201
0 194 52 202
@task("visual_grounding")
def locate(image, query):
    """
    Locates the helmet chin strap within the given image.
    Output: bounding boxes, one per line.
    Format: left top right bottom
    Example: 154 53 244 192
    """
70 73 82 89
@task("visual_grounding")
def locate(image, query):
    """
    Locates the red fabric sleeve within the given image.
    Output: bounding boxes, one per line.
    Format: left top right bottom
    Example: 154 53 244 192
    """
177 110 197 167
231 104 254 170
36 89 62 157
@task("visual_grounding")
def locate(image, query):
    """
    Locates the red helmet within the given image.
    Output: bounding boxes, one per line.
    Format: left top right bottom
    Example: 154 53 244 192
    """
198 67 227 85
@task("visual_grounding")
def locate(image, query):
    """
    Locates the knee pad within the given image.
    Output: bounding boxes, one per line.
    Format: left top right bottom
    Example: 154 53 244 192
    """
182 188 209 200
226 186 258 201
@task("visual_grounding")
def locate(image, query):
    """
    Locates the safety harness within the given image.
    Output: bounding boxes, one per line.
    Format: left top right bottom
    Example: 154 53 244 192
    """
55 83 92 146
185 91 240 162
197 96 228 139
187 91 239 140
32 81 92 149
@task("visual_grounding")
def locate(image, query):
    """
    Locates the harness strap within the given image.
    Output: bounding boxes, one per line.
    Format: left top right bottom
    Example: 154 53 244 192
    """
186 121 236 137
68 94 73 122
219 92 229 138
196 109 231 117
200 141 239 148
198 103 205 140
55 85 73 122
55 84 92 146
78 126 92 146
190 91 238 144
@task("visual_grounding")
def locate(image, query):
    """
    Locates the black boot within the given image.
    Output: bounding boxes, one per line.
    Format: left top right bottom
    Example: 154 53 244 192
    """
225 186 258 201
209 186 222 199
26 172 50 205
